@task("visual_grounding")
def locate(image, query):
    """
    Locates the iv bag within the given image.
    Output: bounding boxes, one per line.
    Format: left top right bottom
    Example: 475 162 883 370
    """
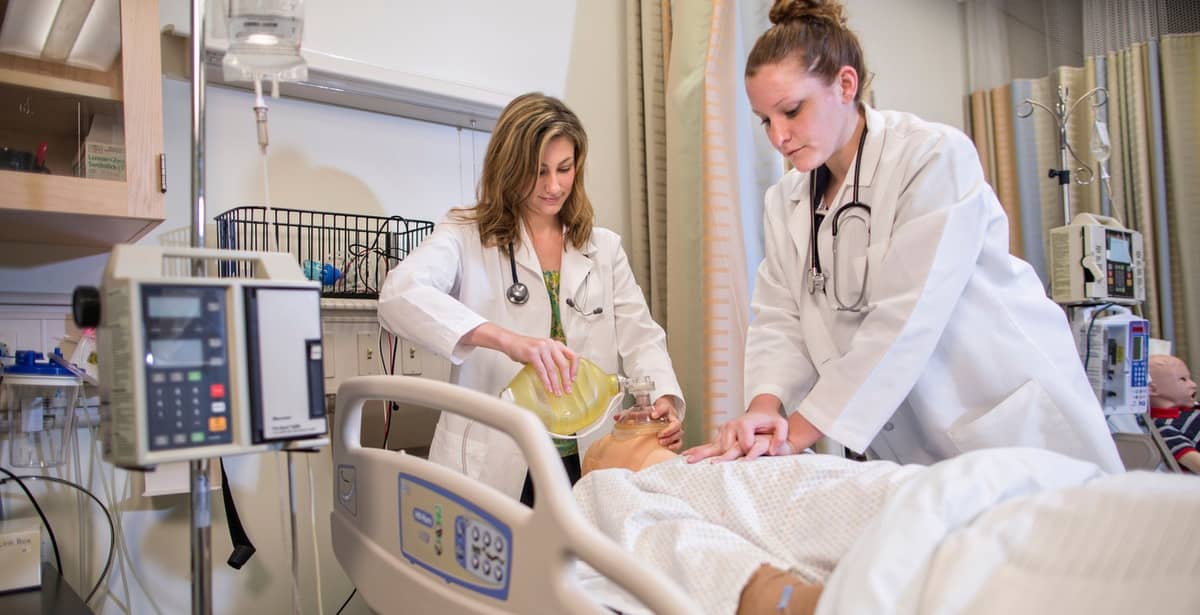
223 0 307 83
1090 120 1111 163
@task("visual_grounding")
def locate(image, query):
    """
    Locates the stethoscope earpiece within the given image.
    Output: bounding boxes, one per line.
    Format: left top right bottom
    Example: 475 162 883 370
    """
566 298 602 316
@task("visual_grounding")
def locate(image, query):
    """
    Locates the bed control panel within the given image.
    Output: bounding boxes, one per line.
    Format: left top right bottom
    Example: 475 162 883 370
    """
398 473 512 601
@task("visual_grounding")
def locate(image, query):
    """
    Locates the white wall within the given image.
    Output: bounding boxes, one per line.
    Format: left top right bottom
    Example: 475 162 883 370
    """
563 1 630 241
847 0 968 129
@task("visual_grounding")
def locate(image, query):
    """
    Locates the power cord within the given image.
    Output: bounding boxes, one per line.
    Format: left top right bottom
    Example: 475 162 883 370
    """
0 472 116 603
0 466 63 574
336 588 357 614
378 328 399 449
1082 302 1116 373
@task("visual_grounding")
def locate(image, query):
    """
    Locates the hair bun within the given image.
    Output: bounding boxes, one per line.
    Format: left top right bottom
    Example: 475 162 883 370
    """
768 0 847 28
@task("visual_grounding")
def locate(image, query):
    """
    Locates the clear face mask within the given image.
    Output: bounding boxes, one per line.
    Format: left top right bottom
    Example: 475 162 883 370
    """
611 376 667 439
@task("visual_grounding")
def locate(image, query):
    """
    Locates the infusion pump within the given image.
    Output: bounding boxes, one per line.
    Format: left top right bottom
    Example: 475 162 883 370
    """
74 246 328 469
1072 305 1149 416
1050 213 1145 306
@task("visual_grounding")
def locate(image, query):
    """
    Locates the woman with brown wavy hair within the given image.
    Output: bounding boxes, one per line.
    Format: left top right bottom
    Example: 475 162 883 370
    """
379 93 683 505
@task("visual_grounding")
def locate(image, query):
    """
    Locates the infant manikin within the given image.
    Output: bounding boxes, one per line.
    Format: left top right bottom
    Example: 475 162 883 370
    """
581 377 677 476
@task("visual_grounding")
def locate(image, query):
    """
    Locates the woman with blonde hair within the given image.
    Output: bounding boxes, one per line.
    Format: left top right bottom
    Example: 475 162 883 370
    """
686 0 1122 473
380 92 684 504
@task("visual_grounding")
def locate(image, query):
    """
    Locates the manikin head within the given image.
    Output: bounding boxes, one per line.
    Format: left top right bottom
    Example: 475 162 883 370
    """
1148 355 1197 409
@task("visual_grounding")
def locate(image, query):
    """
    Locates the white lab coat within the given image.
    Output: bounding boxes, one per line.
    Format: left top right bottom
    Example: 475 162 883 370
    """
746 105 1123 473
378 218 685 498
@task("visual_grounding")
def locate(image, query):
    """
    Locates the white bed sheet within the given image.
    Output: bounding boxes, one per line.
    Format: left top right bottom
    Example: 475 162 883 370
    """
574 454 921 613
575 449 1200 615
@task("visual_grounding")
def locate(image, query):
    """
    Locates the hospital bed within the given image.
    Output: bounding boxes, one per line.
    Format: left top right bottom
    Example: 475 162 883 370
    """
330 375 703 615
333 375 1200 615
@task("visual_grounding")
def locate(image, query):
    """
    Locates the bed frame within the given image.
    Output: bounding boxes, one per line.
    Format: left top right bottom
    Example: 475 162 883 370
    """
330 375 702 614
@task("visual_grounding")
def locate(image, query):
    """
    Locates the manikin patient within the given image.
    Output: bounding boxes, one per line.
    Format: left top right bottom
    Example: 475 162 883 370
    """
582 394 823 615
1148 354 1200 473
581 402 677 475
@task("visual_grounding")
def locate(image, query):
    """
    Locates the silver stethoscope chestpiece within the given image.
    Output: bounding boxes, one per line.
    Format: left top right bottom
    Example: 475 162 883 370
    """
506 281 529 305
505 241 530 305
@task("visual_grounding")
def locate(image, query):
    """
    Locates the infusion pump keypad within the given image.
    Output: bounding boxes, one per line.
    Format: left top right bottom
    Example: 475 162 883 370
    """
141 285 232 450
398 474 512 600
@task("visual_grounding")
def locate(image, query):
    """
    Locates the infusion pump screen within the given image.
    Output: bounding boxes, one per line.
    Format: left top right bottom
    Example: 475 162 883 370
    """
1107 233 1132 264
149 339 204 368
148 295 202 319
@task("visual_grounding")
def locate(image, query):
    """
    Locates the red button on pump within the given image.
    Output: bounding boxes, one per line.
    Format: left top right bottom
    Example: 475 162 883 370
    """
210 383 225 399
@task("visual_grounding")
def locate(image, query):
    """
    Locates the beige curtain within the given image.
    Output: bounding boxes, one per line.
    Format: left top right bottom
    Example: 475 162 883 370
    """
1099 45 1165 338
627 0 708 446
968 86 1023 257
626 0 671 320
1084 0 1199 367
699 0 750 438
627 0 751 445
1159 33 1200 371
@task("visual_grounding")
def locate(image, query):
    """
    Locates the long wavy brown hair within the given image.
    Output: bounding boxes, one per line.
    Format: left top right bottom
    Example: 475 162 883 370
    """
746 0 870 101
451 92 593 253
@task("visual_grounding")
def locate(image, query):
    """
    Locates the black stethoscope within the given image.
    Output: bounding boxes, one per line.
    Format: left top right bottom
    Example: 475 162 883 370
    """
807 122 872 312
505 243 603 317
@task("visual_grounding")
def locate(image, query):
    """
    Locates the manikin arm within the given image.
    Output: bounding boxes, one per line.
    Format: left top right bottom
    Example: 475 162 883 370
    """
1178 450 1200 473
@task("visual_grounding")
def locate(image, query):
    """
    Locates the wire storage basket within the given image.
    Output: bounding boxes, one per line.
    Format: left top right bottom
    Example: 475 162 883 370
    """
214 206 434 299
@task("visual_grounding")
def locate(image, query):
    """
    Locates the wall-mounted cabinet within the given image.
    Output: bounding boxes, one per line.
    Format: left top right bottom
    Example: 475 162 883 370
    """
0 0 164 249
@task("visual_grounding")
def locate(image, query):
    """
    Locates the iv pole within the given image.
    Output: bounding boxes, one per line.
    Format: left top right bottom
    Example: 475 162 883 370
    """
1017 85 1107 225
189 0 212 613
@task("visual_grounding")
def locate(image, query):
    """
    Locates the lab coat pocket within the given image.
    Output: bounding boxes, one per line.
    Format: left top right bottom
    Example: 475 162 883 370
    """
946 379 1086 457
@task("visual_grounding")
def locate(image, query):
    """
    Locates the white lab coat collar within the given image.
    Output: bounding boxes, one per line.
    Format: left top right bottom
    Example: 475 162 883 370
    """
560 243 597 302
513 221 597 299
512 221 544 280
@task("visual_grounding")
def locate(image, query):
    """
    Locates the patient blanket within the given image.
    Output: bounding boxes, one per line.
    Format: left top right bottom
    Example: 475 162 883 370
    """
575 449 1200 615
574 454 921 613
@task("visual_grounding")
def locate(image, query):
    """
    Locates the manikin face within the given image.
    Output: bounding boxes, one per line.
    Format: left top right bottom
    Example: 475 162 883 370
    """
522 135 576 222
1150 356 1197 408
746 58 857 173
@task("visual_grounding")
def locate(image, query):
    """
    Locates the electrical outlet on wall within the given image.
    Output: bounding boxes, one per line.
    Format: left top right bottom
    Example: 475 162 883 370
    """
400 338 422 376
357 332 384 376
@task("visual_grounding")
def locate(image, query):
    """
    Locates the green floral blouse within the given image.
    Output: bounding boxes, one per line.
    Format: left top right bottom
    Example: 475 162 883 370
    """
543 270 578 458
